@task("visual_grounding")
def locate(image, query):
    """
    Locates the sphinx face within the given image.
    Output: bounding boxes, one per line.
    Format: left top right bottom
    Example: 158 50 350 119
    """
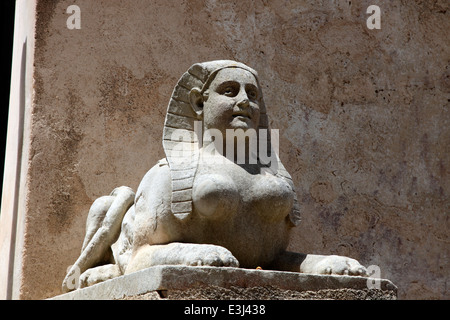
202 68 261 135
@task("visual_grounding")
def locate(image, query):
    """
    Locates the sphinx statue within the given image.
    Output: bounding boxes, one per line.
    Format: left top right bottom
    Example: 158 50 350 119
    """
62 60 367 292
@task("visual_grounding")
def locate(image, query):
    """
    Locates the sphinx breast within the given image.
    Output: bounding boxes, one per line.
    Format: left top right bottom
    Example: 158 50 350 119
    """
192 174 240 220
192 171 294 222
247 173 295 222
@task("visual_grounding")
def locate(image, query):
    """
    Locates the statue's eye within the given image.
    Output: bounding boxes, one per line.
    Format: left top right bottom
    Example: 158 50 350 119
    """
247 89 258 100
221 85 238 97
217 82 239 97
224 87 234 95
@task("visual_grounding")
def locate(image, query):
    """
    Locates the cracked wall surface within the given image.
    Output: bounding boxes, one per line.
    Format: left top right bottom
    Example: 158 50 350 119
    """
2 0 448 299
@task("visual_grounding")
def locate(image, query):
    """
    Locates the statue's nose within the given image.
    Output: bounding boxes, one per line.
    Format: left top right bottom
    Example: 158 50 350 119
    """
236 97 250 108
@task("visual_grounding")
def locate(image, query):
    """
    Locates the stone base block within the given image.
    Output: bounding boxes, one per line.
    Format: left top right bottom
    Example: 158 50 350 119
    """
50 266 397 300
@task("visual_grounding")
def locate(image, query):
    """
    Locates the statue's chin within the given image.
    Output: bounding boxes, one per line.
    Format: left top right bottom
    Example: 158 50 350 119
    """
229 116 256 130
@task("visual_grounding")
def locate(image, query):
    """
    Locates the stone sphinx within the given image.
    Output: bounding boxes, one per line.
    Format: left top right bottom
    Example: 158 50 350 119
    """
62 60 367 292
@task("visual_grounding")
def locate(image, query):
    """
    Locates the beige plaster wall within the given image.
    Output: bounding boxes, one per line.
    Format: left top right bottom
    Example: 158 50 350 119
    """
0 0 36 300
1 0 448 299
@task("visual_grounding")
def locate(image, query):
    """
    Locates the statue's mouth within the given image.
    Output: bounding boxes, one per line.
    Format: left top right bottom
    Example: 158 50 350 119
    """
232 112 251 119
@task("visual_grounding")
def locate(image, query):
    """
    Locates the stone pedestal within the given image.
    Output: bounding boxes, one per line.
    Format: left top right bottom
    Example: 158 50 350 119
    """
50 266 397 300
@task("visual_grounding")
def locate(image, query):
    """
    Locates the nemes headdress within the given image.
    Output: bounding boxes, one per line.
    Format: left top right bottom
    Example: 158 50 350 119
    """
162 60 300 226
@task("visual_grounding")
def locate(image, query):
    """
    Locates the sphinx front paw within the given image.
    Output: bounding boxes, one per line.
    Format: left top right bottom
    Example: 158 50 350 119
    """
301 254 368 276
182 244 240 267
79 264 122 288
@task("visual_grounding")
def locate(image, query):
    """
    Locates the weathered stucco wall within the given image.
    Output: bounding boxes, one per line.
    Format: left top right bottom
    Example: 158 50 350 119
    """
1 0 448 299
